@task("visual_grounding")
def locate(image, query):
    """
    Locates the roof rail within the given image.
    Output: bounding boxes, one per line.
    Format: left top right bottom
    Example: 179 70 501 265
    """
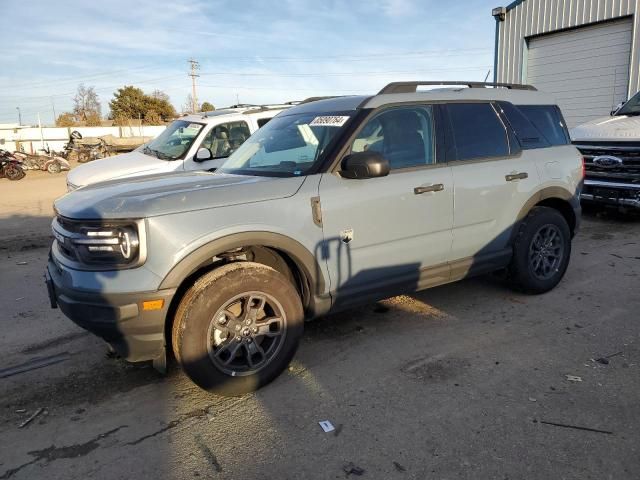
298 96 343 105
226 103 260 109
378 81 537 94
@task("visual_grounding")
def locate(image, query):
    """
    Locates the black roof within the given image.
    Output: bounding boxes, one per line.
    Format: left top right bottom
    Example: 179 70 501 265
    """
282 95 370 115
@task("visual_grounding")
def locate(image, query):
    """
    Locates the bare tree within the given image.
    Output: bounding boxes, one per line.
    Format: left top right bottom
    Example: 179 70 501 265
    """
182 94 195 114
73 84 102 125
151 89 171 103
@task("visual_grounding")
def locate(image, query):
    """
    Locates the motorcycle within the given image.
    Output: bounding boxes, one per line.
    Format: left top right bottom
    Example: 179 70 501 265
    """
0 150 26 181
13 148 70 174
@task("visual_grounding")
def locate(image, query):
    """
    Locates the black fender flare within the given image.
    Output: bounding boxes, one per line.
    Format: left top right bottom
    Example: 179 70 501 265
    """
512 186 580 243
158 231 326 298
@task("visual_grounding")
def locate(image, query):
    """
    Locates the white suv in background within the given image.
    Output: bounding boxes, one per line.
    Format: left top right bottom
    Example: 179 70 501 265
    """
66 104 293 190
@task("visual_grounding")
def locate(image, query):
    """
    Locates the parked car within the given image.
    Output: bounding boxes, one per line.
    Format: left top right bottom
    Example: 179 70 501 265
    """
65 104 293 190
572 90 640 210
46 81 582 396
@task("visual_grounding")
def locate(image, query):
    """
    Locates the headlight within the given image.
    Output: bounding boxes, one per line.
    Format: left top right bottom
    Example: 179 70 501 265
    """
52 217 147 269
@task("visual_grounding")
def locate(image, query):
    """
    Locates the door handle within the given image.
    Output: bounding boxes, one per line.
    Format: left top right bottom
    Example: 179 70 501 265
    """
505 172 528 182
414 183 444 194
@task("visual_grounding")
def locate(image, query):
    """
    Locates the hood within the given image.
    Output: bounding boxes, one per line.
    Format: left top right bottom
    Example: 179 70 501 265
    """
66 150 174 187
54 171 306 219
571 115 640 142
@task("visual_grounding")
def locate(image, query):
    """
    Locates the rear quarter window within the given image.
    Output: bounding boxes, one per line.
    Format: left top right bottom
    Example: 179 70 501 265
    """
516 105 570 146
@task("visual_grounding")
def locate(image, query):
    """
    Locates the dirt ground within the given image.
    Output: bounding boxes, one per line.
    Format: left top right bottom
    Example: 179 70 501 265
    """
0 171 67 248
0 173 639 479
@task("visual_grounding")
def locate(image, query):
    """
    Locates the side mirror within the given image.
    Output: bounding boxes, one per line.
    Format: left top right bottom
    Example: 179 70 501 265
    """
195 147 212 162
340 151 390 179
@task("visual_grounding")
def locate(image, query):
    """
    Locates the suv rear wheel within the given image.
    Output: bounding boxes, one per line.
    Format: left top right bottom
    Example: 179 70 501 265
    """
172 262 304 396
509 206 571 294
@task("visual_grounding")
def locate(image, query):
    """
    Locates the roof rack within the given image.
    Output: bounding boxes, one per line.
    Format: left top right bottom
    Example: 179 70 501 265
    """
298 96 343 105
201 103 294 118
378 81 537 94
225 103 260 109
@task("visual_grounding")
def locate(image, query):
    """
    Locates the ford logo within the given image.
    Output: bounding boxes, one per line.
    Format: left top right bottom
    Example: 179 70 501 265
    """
593 155 623 168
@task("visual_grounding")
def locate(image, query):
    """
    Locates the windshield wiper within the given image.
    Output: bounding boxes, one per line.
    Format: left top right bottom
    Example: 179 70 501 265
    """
144 146 175 160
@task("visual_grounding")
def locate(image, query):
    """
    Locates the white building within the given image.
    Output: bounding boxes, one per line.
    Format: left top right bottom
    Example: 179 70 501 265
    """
493 0 640 127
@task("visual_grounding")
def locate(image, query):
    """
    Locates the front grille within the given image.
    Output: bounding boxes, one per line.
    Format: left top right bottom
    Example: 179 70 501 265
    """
574 142 640 185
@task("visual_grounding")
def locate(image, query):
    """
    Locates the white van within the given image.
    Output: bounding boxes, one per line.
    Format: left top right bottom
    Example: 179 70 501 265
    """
66 104 292 190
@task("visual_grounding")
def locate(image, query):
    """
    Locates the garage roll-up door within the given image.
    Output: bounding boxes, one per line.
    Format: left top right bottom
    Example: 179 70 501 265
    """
526 18 633 128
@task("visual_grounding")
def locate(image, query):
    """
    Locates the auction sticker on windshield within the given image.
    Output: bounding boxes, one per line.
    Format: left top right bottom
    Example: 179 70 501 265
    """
309 116 350 127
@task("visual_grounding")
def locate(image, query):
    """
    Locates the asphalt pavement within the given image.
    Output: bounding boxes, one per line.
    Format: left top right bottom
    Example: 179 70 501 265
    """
0 176 638 479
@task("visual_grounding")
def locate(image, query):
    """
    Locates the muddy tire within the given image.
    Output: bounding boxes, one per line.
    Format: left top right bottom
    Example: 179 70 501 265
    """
47 162 61 174
172 262 304 396
509 206 571 294
4 164 25 180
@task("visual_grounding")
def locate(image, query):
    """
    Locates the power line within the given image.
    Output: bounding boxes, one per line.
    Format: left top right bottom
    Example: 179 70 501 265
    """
0 74 186 103
1 62 169 91
198 66 493 78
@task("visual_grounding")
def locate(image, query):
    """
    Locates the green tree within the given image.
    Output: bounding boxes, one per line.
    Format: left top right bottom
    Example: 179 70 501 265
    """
109 86 147 123
200 101 215 112
145 95 176 121
144 109 162 125
110 86 176 124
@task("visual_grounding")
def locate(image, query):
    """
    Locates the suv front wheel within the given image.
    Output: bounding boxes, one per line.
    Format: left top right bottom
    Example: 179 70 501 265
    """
172 262 304 396
509 206 571 294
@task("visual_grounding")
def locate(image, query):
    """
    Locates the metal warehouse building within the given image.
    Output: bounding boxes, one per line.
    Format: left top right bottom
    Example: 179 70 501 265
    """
493 0 640 127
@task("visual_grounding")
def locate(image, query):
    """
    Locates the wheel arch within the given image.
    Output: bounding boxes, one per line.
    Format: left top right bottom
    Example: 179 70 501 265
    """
160 232 328 345
515 186 580 239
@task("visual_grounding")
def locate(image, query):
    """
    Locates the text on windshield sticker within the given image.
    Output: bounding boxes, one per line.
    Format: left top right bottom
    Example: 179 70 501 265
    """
309 116 350 127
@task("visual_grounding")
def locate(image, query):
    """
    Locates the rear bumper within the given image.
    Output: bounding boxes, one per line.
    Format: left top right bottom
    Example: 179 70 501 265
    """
581 179 640 209
46 256 175 362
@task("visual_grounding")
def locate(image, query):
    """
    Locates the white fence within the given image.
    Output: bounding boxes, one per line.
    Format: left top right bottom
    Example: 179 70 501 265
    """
0 125 166 154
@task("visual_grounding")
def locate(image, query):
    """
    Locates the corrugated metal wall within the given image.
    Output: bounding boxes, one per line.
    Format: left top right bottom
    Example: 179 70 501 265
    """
495 0 640 97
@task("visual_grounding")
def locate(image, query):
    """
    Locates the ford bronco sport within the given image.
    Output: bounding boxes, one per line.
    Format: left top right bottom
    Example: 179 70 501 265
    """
46 81 583 396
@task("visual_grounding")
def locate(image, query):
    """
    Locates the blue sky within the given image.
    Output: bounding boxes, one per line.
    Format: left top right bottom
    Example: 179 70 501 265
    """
0 0 500 125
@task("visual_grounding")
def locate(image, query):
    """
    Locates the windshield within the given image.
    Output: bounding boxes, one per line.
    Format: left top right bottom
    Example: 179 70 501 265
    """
218 112 351 176
142 120 204 160
616 91 640 116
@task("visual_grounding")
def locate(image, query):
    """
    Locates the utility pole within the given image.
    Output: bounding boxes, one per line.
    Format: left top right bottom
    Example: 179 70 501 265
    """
16 106 22 125
37 112 45 150
51 97 57 123
188 58 200 113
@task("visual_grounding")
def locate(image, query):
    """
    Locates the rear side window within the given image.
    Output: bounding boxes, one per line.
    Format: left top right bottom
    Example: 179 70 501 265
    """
517 105 569 146
497 101 550 149
445 103 509 161
257 118 272 128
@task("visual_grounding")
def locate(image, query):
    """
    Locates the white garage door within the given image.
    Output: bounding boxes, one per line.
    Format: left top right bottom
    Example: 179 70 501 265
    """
526 18 632 128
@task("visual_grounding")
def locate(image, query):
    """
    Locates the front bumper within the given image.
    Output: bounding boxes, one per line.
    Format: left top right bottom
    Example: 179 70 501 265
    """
581 179 640 209
46 255 175 362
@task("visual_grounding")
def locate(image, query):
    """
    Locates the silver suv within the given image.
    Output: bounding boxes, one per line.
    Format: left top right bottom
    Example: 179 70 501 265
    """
46 81 583 396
